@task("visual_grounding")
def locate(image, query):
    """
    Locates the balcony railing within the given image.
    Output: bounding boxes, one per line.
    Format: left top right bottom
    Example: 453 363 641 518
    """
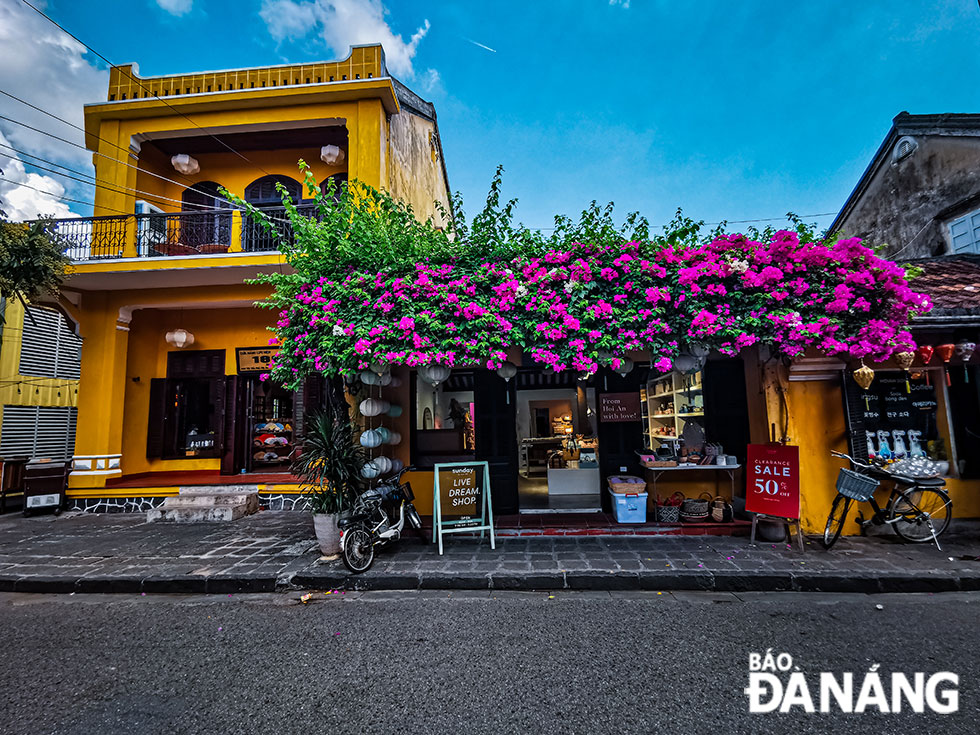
46 206 317 262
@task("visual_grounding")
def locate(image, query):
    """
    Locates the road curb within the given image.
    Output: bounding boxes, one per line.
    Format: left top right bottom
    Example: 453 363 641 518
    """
2 570 979 594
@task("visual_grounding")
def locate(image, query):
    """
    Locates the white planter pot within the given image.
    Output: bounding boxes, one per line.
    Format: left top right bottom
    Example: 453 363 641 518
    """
312 513 341 556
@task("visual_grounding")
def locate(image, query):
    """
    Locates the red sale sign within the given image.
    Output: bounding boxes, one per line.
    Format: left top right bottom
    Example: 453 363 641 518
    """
745 444 800 519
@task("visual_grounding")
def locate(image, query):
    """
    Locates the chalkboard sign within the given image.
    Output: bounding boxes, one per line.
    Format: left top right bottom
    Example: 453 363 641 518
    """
432 461 496 555
599 392 641 422
855 372 939 460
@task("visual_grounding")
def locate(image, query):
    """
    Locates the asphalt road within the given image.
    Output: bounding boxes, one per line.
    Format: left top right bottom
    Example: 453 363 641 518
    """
0 590 976 735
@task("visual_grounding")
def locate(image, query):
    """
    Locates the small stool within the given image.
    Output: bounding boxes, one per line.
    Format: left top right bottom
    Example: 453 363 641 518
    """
750 513 805 553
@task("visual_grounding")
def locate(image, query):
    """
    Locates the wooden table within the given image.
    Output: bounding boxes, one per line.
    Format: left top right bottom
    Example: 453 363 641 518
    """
643 463 741 499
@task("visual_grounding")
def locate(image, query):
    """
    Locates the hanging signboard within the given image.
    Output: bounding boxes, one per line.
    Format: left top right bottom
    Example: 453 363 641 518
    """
236 347 278 374
599 392 641 422
745 443 800 519
432 461 495 555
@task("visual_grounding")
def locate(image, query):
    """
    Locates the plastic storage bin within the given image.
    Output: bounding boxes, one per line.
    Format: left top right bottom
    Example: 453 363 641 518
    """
608 488 648 523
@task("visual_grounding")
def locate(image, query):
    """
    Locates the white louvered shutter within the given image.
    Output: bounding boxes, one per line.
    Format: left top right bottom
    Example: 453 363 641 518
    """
19 306 82 379
0 406 78 461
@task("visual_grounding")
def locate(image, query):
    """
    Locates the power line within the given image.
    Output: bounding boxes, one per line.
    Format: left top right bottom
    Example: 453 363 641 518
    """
0 140 227 212
0 113 241 210
21 0 273 177
0 177 130 215
528 211 839 232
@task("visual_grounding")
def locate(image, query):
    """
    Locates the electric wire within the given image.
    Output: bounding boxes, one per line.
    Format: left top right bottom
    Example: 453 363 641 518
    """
0 176 130 215
21 0 274 177
0 140 229 212
0 112 238 209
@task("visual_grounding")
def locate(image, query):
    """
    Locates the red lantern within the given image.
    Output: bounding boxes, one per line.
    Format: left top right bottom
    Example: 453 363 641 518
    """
936 343 955 386
915 344 934 386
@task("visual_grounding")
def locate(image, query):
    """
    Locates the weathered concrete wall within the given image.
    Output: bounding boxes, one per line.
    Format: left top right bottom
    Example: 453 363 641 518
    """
387 109 450 227
836 135 980 259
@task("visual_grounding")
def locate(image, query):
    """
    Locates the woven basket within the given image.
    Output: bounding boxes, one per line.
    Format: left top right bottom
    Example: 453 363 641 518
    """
608 475 645 494
680 492 712 522
835 468 878 501
656 504 680 523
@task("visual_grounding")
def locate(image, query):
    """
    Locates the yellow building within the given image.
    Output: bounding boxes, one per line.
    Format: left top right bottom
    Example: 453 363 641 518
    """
58 45 450 510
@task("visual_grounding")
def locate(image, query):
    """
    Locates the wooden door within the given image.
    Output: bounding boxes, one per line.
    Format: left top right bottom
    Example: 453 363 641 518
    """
472 370 518 515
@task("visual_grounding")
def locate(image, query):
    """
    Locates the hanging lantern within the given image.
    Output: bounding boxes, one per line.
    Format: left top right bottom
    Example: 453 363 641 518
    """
360 460 381 479
894 351 914 393
386 404 403 418
375 427 391 444
359 398 381 417
374 456 392 474
596 350 614 366
612 357 634 377
390 458 404 472
165 329 195 349
496 361 518 382
378 372 393 387
852 362 875 410
389 376 403 388
387 431 402 446
359 429 382 448
369 362 387 375
688 343 710 359
419 364 451 387
936 343 955 386
955 340 976 382
359 369 380 386
915 344 935 386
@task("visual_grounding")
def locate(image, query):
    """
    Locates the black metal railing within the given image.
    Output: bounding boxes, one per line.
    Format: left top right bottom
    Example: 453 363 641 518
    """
135 210 232 257
241 204 317 252
50 215 129 260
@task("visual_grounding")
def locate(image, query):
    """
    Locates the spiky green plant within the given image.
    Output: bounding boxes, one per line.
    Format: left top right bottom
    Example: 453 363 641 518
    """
291 404 365 514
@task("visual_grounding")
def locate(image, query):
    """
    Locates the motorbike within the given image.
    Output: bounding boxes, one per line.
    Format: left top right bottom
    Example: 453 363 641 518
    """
339 466 425 573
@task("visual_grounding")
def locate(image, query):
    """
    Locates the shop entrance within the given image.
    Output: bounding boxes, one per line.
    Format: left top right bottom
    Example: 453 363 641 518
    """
515 370 600 513
239 376 295 474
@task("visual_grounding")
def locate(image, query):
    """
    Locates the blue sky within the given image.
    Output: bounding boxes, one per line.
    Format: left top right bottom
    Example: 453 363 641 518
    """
1 0 979 233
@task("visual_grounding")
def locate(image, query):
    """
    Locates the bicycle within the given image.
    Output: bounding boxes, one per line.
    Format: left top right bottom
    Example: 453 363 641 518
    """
822 450 952 550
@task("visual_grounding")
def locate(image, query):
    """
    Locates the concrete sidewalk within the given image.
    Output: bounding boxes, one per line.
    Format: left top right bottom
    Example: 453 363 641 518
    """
0 510 978 594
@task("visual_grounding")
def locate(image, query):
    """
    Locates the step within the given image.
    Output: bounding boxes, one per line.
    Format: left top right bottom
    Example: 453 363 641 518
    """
163 494 257 508
177 485 260 495
147 503 253 523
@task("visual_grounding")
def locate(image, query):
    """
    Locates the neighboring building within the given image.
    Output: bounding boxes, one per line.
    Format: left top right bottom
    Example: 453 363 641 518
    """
829 112 980 502
830 112 980 259
56 45 450 510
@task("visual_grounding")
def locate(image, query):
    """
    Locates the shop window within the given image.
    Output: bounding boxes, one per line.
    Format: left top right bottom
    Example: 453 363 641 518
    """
411 370 475 465
843 370 951 469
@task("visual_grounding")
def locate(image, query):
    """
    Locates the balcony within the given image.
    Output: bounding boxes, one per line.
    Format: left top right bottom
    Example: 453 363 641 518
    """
49 205 317 262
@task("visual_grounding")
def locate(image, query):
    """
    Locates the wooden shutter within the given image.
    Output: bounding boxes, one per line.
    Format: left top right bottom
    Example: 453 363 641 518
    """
208 377 227 460
472 369 519 515
166 349 225 378
220 376 239 474
841 371 868 460
146 378 168 459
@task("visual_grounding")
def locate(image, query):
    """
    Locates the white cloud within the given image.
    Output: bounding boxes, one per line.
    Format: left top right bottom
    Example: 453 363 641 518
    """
0 0 107 177
609 0 631 8
0 132 76 220
155 0 193 16
260 0 430 78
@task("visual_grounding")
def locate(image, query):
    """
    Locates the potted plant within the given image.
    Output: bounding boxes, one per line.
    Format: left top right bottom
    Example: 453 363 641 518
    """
291 404 365 557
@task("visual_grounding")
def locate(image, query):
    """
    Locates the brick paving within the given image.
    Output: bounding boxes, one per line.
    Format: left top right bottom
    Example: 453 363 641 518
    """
0 510 978 593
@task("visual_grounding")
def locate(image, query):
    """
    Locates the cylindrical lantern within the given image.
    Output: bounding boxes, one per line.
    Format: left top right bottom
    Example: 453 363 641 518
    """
387 431 402 446
496 361 518 382
359 429 381 448
360 460 380 479
612 357 634 377
936 343 955 386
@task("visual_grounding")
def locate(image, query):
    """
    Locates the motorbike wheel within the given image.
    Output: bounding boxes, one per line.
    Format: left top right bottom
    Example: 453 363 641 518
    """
342 526 375 573
406 504 427 543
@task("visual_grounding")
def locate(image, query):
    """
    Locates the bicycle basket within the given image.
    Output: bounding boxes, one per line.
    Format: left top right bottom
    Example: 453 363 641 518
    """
835 468 879 501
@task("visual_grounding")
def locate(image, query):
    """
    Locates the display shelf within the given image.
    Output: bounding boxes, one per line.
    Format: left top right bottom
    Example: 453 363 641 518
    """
645 370 705 448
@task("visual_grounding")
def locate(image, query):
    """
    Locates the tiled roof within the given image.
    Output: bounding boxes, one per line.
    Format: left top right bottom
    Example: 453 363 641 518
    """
908 255 980 317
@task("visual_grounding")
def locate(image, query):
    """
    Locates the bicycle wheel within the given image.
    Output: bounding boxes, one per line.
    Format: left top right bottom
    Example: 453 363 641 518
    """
890 487 952 543
342 526 375 573
822 494 852 549
405 504 427 543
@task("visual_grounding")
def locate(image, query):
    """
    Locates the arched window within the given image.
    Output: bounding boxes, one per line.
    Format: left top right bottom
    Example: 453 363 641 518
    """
244 175 302 205
179 181 231 251
320 173 348 203
181 181 227 211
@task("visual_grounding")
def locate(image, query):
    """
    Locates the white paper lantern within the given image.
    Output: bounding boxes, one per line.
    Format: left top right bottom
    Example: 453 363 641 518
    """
386 404 403 418
389 376 403 388
419 364 451 387
375 427 391 443
374 456 392 474
359 398 389 417
359 429 382 448
378 372 392 386
390 458 404 472
613 357 634 377
387 431 402 446
170 154 200 175
496 361 518 382
360 460 380 479
360 370 380 386
370 361 387 375
165 329 195 349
